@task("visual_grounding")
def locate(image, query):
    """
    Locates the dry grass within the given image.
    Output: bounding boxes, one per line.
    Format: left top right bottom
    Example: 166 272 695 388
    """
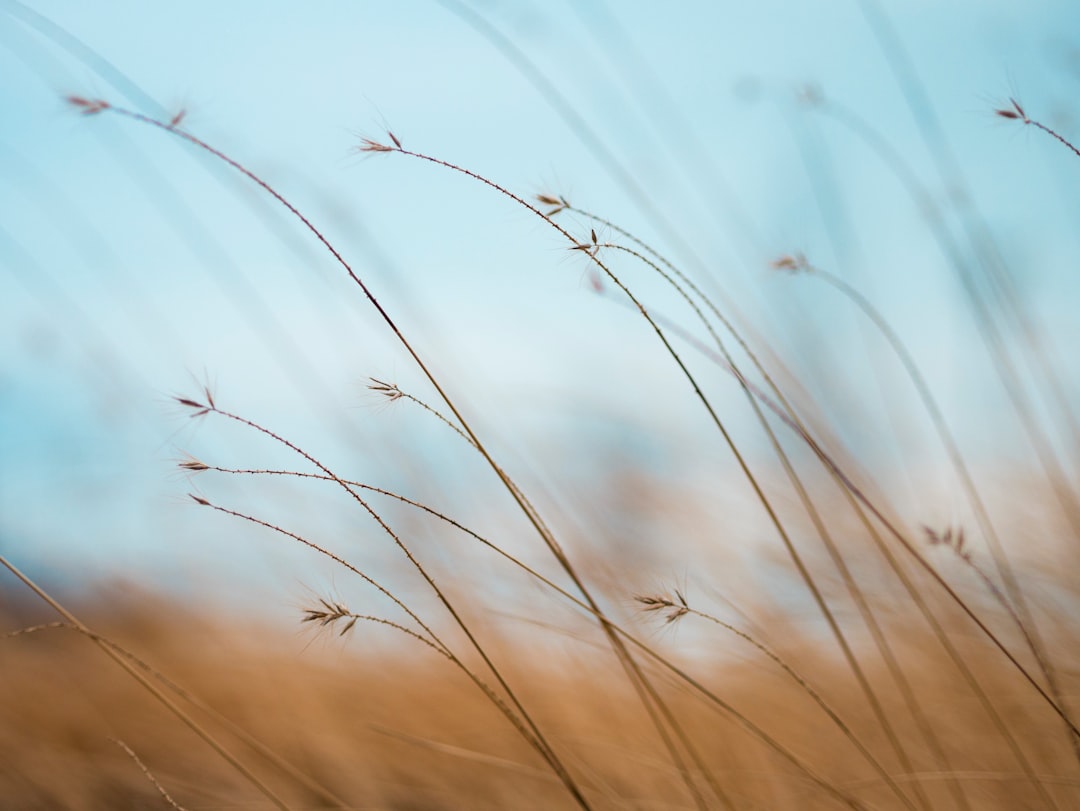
7 11 1080 810
3 515 1079 811
4 97 1078 807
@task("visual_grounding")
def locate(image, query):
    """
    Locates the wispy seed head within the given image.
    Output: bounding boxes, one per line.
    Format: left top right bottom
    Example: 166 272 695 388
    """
175 396 210 418
66 95 110 115
368 377 404 402
994 97 1028 122
357 137 395 154
770 253 810 273
302 598 358 636
923 525 970 561
636 593 690 624
535 193 568 217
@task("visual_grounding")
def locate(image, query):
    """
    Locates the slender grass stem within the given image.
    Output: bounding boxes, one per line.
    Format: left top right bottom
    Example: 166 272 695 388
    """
0 554 296 811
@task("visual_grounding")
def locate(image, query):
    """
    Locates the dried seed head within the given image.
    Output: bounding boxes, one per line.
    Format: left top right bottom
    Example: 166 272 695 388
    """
923 525 971 561
66 95 110 115
570 231 600 257
169 108 187 128
769 253 809 273
994 97 1028 122
357 137 395 153
188 493 210 506
301 598 358 636
635 595 668 609
635 593 689 624
924 525 948 546
179 458 210 472
388 130 402 149
535 193 568 217
368 377 403 402
175 396 210 418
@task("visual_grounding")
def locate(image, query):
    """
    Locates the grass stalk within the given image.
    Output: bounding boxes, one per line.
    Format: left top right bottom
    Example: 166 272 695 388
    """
799 259 1079 759
0 554 295 811
182 401 593 809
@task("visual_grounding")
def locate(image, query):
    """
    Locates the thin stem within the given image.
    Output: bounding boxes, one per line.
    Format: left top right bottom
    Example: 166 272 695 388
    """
7 620 352 808
110 739 189 811
0 554 295 811
808 262 1076 751
196 463 872 808
186 405 586 805
599 242 922 809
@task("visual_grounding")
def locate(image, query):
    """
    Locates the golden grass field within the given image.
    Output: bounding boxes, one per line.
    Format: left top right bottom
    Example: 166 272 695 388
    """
4 491 1079 811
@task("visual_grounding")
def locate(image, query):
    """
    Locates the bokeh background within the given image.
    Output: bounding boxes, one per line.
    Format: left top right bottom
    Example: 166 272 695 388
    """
2 0 1080 615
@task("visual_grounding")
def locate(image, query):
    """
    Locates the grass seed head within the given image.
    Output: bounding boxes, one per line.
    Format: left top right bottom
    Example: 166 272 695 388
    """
356 137 396 154
174 396 210 418
924 525 971 562
995 97 1029 122
368 377 404 402
66 95 110 115
535 193 568 216
302 598 358 636
636 593 690 624
770 253 810 273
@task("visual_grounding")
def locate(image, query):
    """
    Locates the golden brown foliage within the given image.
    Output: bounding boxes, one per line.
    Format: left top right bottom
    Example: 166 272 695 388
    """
3 581 1078 810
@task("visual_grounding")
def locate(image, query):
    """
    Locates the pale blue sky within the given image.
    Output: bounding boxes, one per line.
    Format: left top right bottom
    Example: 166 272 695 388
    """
2 0 1079 607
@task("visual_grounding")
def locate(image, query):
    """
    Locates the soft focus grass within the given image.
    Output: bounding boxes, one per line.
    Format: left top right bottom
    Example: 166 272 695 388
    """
3 508 1078 811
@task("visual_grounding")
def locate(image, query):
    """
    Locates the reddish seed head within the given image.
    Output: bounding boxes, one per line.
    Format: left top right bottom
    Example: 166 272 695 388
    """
535 193 567 217
770 253 808 272
174 395 209 417
368 377 403 401
357 137 395 153
995 98 1028 122
66 95 110 115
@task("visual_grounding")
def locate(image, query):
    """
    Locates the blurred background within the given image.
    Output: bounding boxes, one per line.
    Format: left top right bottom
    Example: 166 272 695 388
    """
2 0 1079 618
